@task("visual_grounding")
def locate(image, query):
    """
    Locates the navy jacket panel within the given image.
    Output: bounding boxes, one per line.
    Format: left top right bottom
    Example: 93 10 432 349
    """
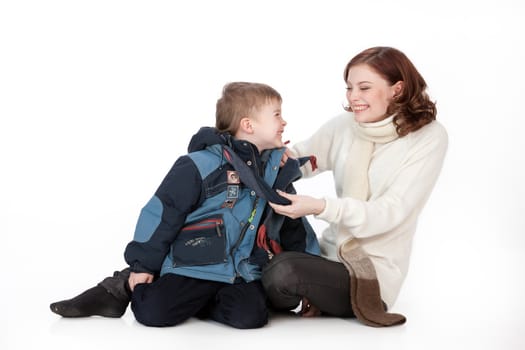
187 126 225 153
124 155 204 274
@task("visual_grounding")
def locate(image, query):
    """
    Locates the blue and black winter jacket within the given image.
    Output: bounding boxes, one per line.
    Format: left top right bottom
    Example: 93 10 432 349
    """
124 127 320 283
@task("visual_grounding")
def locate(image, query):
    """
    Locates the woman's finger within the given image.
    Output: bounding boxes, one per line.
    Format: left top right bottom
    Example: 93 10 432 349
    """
276 190 294 200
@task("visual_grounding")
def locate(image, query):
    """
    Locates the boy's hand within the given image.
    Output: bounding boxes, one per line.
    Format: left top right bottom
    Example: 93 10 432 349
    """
128 272 154 291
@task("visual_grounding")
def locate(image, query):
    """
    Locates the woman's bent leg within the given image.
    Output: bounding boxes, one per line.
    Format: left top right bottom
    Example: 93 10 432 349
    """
262 252 354 317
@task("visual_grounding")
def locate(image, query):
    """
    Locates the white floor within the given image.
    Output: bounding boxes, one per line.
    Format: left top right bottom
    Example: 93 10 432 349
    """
3 198 525 350
6 283 525 350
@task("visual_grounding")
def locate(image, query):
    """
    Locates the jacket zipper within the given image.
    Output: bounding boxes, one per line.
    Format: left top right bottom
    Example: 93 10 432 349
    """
229 197 259 257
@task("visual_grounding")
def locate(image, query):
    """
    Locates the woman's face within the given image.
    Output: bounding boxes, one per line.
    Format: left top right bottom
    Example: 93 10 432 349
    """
345 64 400 123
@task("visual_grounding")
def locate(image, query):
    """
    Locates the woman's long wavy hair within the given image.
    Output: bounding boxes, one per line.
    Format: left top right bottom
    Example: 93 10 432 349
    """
343 47 436 137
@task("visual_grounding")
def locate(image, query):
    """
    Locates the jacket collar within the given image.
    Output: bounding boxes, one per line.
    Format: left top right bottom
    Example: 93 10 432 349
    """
187 126 273 174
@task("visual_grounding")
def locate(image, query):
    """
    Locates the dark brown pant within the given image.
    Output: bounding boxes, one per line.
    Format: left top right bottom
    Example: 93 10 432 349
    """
262 251 355 317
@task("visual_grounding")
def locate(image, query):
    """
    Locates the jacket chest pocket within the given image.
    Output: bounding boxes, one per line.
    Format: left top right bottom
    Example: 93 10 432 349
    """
171 215 227 267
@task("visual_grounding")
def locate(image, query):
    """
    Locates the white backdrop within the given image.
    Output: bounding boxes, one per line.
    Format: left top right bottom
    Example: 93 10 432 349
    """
2 1 524 349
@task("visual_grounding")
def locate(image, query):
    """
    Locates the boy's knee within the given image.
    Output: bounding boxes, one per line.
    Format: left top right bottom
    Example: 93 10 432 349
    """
219 301 268 329
230 310 268 329
132 298 167 327
131 286 183 327
212 282 268 329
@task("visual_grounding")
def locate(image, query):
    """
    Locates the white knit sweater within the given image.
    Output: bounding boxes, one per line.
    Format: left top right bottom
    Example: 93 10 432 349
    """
293 112 448 308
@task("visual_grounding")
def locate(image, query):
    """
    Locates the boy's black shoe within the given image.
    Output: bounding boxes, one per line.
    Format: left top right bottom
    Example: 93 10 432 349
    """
50 285 128 318
50 268 131 318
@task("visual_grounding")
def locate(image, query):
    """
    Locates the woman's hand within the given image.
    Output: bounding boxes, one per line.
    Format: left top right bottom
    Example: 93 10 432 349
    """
128 272 154 292
269 190 326 219
279 147 295 167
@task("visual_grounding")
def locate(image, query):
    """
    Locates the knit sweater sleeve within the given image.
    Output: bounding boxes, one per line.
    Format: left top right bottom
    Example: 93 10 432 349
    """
292 113 351 178
316 121 448 239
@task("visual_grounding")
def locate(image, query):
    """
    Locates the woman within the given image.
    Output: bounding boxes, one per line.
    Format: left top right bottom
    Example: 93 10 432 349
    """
264 46 447 326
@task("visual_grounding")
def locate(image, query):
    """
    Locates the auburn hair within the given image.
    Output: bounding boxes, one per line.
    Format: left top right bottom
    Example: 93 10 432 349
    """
343 47 436 136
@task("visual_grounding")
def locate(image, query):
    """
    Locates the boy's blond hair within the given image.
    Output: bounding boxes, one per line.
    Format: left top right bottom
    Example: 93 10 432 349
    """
215 82 282 135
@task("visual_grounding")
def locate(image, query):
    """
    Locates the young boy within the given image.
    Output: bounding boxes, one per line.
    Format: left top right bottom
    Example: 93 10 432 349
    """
50 82 320 329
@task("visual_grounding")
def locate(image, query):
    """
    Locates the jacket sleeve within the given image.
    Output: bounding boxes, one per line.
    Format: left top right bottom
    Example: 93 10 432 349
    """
124 155 203 274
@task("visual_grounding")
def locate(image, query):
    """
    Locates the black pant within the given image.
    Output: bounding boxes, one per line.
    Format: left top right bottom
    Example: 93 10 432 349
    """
131 273 268 329
262 251 355 317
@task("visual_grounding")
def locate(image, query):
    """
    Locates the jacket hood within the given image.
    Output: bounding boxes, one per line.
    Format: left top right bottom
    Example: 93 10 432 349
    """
187 127 229 153
187 127 263 163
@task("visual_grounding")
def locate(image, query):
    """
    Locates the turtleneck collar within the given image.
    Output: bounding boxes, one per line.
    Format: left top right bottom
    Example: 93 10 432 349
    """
352 114 399 144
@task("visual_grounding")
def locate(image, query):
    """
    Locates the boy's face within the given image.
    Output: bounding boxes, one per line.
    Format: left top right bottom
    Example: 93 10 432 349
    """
249 99 287 152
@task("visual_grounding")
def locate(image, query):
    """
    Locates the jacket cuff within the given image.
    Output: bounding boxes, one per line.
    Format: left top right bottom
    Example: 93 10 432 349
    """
129 262 154 275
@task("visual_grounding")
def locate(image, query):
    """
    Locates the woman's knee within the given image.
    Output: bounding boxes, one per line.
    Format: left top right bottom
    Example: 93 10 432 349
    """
261 252 305 291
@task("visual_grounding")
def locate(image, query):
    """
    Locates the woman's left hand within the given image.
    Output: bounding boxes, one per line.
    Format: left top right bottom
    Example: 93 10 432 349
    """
279 147 295 167
269 190 326 219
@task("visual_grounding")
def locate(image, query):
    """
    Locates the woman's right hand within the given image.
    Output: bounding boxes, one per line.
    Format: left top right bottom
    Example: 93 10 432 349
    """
269 190 326 219
128 272 154 291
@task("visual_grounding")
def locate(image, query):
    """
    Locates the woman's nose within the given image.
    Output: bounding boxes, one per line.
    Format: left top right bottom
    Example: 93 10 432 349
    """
347 89 359 101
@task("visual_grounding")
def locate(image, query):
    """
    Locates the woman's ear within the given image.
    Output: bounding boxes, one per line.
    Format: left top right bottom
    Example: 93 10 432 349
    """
393 81 404 98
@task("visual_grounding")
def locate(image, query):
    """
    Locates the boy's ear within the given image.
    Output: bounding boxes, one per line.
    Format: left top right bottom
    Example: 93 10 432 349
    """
239 117 254 134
